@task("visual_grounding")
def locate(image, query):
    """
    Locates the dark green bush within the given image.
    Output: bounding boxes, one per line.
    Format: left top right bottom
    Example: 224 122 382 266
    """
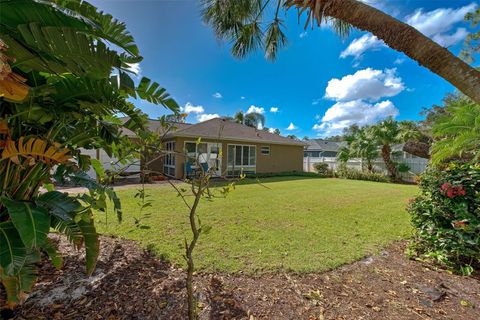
334 166 390 183
407 163 480 275
313 162 333 177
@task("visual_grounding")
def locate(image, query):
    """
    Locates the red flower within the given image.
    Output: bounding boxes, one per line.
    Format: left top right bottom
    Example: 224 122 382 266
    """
446 189 455 198
441 182 451 191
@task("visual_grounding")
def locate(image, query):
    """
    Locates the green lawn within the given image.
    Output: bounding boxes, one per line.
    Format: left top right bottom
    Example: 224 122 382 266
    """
95 177 417 273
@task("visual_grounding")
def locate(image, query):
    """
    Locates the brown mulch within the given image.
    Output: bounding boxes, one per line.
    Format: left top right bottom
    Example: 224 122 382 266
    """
2 236 480 320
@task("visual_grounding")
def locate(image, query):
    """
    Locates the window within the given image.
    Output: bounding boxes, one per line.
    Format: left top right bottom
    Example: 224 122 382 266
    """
260 146 270 156
164 141 176 177
227 144 256 175
185 142 208 164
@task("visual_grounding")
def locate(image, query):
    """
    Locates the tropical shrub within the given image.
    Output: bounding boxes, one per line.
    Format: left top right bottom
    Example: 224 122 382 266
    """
335 166 390 183
313 162 333 177
0 0 177 306
408 163 480 275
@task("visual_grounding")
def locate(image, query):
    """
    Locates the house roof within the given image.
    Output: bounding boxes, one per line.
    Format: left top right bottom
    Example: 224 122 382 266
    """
305 139 343 152
167 118 306 146
120 118 191 138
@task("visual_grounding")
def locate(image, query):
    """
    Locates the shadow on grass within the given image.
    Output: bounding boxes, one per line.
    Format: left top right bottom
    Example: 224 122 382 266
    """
211 174 325 187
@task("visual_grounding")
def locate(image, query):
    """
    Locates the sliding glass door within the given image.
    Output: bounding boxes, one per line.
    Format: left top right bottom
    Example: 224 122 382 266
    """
227 144 256 175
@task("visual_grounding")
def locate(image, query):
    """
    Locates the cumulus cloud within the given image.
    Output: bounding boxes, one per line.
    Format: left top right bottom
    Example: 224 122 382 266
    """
270 107 279 113
212 92 223 99
181 102 204 114
340 34 385 60
197 113 219 122
286 122 298 131
340 3 476 60
246 105 265 114
325 68 404 102
314 100 399 136
393 57 405 65
268 128 279 133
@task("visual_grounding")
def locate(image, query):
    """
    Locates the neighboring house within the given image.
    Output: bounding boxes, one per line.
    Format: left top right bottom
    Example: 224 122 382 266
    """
304 139 343 158
150 118 306 179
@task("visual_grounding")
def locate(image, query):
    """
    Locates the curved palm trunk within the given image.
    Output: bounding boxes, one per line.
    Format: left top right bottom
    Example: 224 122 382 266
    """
381 144 397 180
287 0 480 104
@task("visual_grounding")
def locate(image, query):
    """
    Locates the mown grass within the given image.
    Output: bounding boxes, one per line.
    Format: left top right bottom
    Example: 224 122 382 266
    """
95 177 417 273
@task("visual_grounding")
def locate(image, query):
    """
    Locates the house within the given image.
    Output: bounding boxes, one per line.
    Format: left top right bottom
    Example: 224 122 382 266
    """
304 139 343 158
147 118 306 179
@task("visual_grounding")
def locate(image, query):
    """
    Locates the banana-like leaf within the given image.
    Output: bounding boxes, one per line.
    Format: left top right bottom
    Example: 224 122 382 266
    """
50 216 83 247
0 221 27 275
1 197 50 249
42 238 63 269
2 137 70 165
37 191 85 221
136 77 179 112
91 158 106 179
77 219 99 275
0 247 40 307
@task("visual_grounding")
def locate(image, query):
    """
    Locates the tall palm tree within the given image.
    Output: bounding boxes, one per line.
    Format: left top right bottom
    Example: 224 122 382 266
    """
233 110 245 124
202 0 480 103
370 118 401 180
244 112 266 128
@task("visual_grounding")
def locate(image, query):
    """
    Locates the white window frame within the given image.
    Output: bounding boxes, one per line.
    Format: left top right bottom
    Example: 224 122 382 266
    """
227 144 256 174
260 146 270 156
164 141 176 177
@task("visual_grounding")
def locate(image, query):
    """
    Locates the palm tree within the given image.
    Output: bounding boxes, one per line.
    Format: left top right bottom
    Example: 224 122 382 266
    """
370 118 401 180
351 127 378 172
244 112 266 128
431 97 480 165
202 0 480 103
232 110 266 128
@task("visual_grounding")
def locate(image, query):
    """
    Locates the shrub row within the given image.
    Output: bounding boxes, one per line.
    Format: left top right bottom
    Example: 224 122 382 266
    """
334 166 390 183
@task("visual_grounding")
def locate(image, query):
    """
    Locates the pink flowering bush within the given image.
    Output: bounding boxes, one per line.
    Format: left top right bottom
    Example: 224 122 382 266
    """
408 163 480 275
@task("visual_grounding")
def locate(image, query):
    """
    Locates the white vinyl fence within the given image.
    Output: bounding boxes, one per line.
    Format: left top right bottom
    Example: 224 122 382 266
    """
80 148 140 179
304 156 428 182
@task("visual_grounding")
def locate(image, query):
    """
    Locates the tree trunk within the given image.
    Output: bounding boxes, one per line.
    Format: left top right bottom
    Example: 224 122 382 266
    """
403 140 430 159
381 144 397 180
286 0 480 104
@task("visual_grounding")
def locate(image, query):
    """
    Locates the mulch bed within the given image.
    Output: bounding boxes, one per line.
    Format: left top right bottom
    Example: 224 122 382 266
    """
2 235 480 320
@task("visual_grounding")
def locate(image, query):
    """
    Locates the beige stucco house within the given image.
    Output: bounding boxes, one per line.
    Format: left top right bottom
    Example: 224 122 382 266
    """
146 118 305 179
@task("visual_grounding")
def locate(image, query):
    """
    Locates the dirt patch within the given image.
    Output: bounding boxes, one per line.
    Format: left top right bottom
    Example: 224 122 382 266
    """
3 236 480 319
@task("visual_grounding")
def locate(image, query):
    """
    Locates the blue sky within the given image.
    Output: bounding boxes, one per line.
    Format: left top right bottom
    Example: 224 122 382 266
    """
90 0 478 137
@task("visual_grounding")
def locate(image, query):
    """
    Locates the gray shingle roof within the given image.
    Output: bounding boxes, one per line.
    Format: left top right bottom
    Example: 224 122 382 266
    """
168 118 306 146
305 139 342 152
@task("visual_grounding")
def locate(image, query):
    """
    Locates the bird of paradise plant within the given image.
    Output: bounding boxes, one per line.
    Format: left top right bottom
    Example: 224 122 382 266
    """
0 0 178 306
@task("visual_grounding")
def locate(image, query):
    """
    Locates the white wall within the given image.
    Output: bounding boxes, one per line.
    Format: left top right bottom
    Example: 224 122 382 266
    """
80 148 141 179
304 156 428 182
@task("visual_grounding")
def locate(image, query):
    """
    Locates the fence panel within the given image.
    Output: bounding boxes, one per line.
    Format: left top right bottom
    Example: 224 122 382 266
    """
304 156 428 182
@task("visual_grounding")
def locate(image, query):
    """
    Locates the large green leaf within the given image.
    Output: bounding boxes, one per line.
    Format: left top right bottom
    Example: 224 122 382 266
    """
77 219 99 275
0 222 26 275
42 238 63 269
2 198 50 249
136 77 179 112
37 190 84 221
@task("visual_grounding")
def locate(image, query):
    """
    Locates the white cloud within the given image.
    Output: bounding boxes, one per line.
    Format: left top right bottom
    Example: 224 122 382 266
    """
314 100 399 136
268 128 278 133
299 31 308 39
181 102 204 114
341 3 477 60
325 68 404 102
196 113 219 122
286 122 298 131
270 107 279 113
311 98 321 105
405 3 476 45
340 34 385 60
240 96 246 100
212 92 223 99
246 105 265 114
393 57 405 65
